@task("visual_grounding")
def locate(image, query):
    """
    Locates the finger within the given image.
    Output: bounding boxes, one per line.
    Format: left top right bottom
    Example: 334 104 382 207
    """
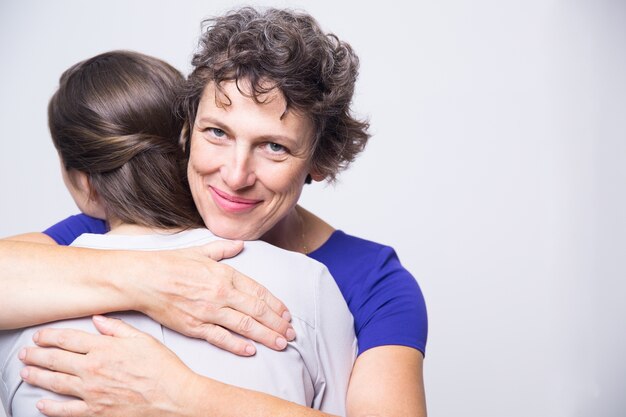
33 328 99 354
193 323 256 356
20 366 82 398
213 308 291 352
36 399 89 417
226 280 295 340
19 346 84 376
198 240 244 261
231 272 292 324
92 315 145 339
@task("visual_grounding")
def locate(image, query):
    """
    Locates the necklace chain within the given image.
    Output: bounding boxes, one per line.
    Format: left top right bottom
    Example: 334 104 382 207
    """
299 211 309 254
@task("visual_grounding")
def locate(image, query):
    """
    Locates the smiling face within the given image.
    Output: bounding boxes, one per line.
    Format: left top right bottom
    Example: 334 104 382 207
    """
187 80 317 242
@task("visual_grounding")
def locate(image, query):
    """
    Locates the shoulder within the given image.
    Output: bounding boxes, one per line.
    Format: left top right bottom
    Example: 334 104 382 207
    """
311 231 412 290
312 230 400 265
311 231 428 356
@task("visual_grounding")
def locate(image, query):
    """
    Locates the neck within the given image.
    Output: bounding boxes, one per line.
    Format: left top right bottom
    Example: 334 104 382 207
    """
261 206 305 253
261 205 335 254
106 218 185 236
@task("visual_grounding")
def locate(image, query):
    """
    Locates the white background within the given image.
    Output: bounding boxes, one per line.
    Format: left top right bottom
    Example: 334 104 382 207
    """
1 0 625 416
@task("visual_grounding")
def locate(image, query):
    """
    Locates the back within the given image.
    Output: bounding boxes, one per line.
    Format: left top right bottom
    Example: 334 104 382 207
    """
0 229 356 416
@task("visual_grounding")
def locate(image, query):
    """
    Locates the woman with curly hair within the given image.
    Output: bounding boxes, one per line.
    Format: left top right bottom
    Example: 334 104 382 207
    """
3 7 427 417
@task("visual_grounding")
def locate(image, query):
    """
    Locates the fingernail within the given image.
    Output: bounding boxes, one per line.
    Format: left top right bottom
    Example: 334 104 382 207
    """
36 401 44 411
20 367 29 379
18 348 26 360
286 327 296 341
93 315 106 323
276 336 287 350
282 311 292 322
245 344 256 356
32 331 39 343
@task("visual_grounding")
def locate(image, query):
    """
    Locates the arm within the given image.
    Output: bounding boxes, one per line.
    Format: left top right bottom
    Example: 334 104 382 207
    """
0 237 294 354
185 346 426 417
19 317 426 417
347 346 426 417
3 232 58 244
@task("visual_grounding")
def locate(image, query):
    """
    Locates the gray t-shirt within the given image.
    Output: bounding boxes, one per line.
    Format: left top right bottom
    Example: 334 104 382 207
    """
0 229 357 417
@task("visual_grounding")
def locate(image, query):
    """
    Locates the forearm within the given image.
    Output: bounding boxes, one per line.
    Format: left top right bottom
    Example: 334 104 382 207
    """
0 240 136 329
183 375 336 417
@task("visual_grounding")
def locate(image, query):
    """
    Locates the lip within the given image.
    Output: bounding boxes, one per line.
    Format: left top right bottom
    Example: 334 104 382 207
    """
208 186 262 213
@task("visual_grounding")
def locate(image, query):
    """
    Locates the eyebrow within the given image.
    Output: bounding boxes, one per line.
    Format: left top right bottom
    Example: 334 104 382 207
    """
195 116 300 146
195 116 229 130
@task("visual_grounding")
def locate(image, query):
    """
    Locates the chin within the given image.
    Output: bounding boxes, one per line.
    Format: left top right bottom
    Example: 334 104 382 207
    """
206 221 261 241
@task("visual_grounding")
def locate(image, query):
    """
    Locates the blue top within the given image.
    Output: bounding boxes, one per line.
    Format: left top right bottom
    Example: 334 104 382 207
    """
44 214 428 356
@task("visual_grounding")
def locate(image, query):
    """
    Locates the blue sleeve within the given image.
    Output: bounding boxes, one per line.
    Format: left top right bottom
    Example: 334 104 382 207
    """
310 232 428 357
43 214 108 245
355 246 428 356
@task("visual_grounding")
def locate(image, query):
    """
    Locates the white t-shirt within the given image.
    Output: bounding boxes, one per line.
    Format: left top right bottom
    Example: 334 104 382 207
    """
0 229 357 417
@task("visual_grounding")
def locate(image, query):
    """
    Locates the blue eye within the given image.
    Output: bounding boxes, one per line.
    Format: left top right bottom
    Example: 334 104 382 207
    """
268 143 285 153
209 128 226 138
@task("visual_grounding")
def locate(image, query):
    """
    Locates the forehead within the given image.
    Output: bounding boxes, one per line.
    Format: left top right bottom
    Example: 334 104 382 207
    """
196 80 315 145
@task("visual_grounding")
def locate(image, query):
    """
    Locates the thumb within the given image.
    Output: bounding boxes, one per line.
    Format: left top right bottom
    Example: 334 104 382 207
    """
200 240 244 261
92 315 142 338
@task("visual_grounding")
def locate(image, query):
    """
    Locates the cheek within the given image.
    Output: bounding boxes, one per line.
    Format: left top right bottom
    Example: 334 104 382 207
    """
189 144 219 177
263 163 309 197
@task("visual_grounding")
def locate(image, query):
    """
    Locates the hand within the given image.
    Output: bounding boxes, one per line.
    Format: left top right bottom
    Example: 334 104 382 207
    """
19 316 199 417
132 239 295 356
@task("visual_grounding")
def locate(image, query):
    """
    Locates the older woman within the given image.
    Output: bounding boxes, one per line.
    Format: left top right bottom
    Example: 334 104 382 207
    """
3 7 427 417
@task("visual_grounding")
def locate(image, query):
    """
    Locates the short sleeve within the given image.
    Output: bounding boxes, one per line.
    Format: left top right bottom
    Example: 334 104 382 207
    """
43 214 108 245
309 231 428 357
355 246 428 356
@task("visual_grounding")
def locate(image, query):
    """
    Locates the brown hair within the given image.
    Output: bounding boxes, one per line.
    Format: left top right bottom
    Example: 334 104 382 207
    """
180 7 370 182
48 50 202 229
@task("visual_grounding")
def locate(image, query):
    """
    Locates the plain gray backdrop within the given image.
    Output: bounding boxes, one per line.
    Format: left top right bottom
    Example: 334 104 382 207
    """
1 0 625 416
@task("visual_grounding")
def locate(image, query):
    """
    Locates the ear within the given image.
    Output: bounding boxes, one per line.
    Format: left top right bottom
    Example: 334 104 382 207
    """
66 169 107 220
308 170 326 183
67 169 92 197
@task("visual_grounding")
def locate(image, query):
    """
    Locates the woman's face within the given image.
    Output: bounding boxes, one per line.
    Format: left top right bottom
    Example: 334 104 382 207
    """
187 80 316 241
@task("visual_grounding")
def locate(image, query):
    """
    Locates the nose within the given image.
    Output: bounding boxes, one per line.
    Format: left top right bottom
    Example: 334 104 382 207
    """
220 145 256 190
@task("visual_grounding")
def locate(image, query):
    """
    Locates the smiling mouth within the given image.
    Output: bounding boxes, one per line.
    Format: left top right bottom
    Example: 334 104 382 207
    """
209 186 262 213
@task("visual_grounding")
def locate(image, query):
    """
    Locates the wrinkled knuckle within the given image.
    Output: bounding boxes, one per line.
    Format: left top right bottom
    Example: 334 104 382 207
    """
56 334 68 349
238 315 255 334
214 283 231 301
49 375 65 394
253 299 268 318
91 403 107 417
61 402 73 417
46 355 58 372
84 380 104 400
85 359 103 376
182 313 198 328
207 326 229 346
254 285 269 301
